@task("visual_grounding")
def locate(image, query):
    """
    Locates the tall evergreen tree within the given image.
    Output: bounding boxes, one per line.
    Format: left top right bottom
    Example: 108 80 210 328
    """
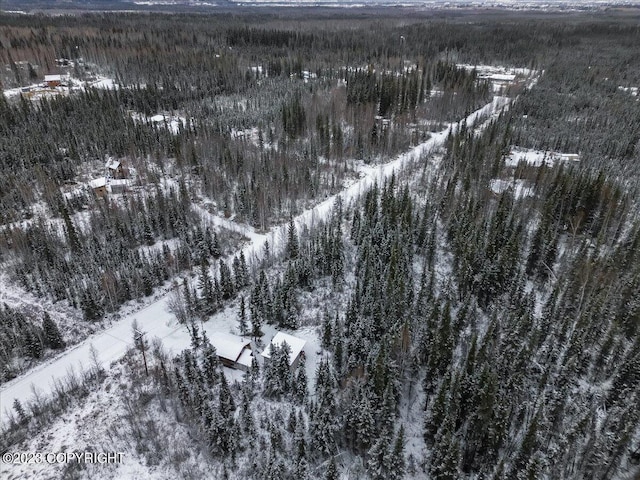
325 457 338 480
219 259 235 300
198 260 216 316
287 218 299 260
13 398 28 424
238 296 248 336
42 312 65 349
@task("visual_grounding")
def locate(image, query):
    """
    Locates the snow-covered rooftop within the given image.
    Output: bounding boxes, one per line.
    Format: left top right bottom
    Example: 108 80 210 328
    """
89 177 106 188
44 74 62 82
236 348 254 369
105 158 121 170
209 332 252 363
489 73 517 82
261 332 306 366
109 179 130 186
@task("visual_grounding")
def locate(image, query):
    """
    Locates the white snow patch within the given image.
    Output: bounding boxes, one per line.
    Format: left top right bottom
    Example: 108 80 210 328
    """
618 85 639 96
87 77 120 90
490 178 534 198
130 112 188 134
2 76 119 100
505 146 580 167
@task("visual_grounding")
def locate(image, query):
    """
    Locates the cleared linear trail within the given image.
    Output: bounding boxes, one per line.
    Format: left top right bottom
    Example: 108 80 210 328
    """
0 95 510 426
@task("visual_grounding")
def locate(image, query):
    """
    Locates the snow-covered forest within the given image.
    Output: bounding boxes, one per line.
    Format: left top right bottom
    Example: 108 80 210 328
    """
1 9 639 480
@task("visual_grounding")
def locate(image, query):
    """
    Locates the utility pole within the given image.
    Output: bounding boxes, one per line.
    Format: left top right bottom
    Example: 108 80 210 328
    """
134 328 149 377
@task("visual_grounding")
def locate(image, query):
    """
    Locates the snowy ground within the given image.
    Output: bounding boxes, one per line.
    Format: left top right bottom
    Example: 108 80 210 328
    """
490 178 534 198
457 64 539 92
505 146 580 167
457 64 536 79
130 112 189 135
488 146 580 198
618 85 639 97
0 94 513 426
2 76 119 101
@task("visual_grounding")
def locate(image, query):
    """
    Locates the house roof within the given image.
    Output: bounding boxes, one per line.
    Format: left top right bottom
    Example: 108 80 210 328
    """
261 332 306 366
236 348 254 369
89 177 106 188
44 74 62 82
105 158 121 170
488 73 516 82
209 332 252 363
109 179 130 186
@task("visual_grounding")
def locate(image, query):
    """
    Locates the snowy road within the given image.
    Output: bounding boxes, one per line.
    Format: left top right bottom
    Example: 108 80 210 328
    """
0 95 510 425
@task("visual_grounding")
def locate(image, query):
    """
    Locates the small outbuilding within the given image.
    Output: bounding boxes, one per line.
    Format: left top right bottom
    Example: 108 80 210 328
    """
261 332 306 370
105 158 126 179
89 177 107 198
108 179 130 195
559 153 580 163
44 74 62 88
209 332 255 371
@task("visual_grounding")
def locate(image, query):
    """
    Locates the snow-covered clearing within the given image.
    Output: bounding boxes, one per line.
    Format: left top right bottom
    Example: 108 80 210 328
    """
505 146 580 167
130 112 188 134
0 94 512 426
490 178 534 198
618 85 639 96
457 64 536 79
2 76 118 101
88 77 119 90
457 64 539 91
487 145 580 199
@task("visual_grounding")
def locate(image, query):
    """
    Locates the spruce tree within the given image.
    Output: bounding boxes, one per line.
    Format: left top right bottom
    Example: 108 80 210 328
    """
202 340 219 387
294 414 307 460
239 251 249 286
354 392 376 454
13 398 28 425
219 259 235 300
198 260 215 316
238 296 248 336
429 427 461 480
24 326 43 359
233 255 243 291
60 201 81 253
295 458 309 480
367 432 391 480
80 288 103 322
211 232 221 258
325 457 338 480
42 312 65 349
311 359 338 457
218 373 236 418
251 295 263 341
294 361 308 404
287 218 299 260
265 342 292 399
321 310 333 349
388 426 406 480
183 279 194 320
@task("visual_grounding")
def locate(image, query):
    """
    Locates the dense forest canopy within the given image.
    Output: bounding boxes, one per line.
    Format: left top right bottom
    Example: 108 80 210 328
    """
0 9 639 480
